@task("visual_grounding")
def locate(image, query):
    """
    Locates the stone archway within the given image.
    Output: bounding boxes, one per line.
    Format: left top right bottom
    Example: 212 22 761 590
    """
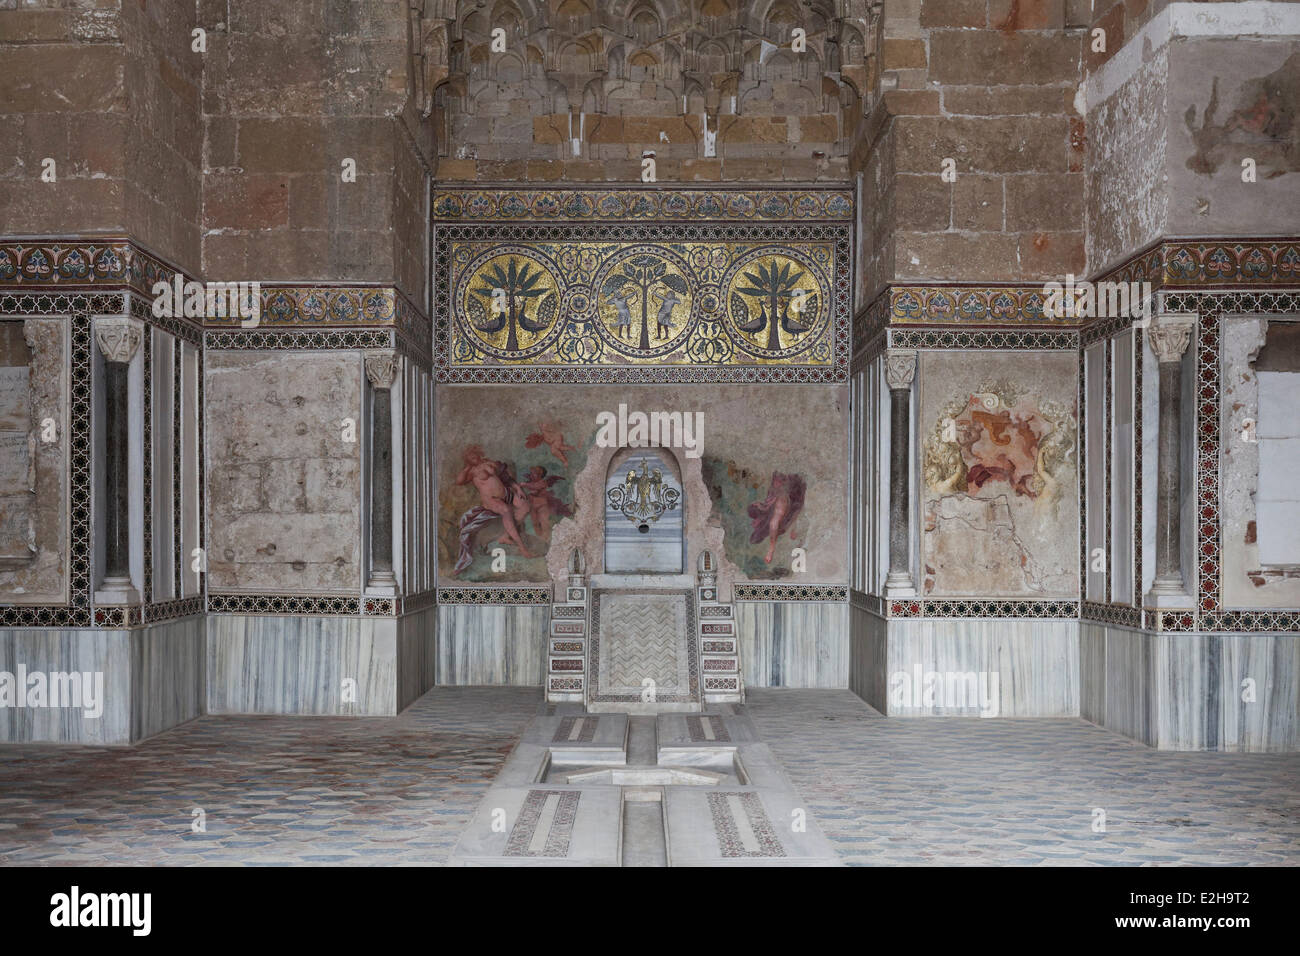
603 446 685 573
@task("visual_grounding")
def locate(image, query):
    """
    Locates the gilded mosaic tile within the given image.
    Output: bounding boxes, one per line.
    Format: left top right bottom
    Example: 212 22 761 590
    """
433 222 850 382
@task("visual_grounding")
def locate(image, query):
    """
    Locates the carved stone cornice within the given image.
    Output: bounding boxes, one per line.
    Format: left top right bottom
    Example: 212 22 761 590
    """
94 317 144 364
1148 313 1196 363
884 349 916 390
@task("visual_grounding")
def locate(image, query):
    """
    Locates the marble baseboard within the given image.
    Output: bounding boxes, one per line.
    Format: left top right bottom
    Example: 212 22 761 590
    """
849 603 888 712
436 604 548 686
735 601 848 689
1081 622 1299 752
0 617 204 745
207 614 406 716
860 618 1080 718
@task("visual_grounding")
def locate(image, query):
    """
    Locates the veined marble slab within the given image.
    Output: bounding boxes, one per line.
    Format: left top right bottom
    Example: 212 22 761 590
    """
1081 622 1299 751
736 600 849 689
436 604 547 686
0 616 203 744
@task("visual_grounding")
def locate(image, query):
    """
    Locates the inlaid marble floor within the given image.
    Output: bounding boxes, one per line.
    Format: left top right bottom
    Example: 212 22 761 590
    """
746 689 1300 866
1 687 1298 866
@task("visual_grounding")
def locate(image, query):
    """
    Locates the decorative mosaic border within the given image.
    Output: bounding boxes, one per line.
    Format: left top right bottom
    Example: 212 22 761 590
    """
889 599 1079 619
889 328 1078 351
433 221 851 384
1081 601 1142 628
435 586 551 605
1165 290 1300 632
732 584 848 602
1099 238 1300 290
707 791 786 858
889 285 1080 326
0 238 191 304
432 187 853 223
503 789 581 858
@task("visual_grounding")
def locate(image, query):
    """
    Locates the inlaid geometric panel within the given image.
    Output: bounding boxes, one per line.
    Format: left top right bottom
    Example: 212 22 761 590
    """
589 589 698 703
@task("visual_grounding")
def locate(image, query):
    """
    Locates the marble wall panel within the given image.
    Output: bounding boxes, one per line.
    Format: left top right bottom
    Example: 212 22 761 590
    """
397 604 437 711
0 617 203 744
885 619 1080 718
206 615 398 716
435 604 548 686
1081 622 1300 752
735 600 848 689
849 602 888 712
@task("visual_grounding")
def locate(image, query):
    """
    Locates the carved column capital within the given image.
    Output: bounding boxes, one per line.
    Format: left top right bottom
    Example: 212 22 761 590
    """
1148 314 1196 363
885 349 917 390
364 351 400 389
94 317 144 364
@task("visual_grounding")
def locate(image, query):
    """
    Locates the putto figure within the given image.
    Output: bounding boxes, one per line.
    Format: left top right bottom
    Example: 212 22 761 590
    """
525 420 576 466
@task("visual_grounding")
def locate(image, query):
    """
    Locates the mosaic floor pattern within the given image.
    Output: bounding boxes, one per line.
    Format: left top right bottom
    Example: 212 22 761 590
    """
0 687 539 866
744 689 1300 867
2 687 1298 866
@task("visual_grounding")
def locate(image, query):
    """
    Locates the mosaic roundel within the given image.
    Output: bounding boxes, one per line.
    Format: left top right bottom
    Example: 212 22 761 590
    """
456 246 563 360
592 245 698 358
721 247 830 359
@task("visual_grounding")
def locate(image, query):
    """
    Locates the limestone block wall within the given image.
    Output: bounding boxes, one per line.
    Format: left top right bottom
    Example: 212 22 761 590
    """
1086 1 1300 271
204 351 363 593
854 0 1088 299
0 0 205 273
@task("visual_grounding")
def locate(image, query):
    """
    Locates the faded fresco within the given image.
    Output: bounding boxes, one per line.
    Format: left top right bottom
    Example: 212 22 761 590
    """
1169 39 1300 237
436 385 847 586
920 353 1078 598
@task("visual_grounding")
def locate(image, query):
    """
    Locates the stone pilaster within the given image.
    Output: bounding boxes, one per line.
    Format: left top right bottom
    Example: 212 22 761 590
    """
94 317 144 604
885 349 916 597
364 351 400 593
1146 313 1196 607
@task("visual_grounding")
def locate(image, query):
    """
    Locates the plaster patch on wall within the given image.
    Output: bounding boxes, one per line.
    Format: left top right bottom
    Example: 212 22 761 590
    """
1220 315 1300 608
205 352 362 592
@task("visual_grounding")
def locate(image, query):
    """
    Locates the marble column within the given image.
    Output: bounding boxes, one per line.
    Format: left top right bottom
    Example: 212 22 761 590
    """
365 351 399 594
884 349 916 596
1146 313 1196 606
94 317 143 604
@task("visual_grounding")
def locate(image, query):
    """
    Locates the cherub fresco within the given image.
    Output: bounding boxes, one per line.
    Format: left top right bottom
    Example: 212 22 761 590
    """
923 382 1075 511
525 421 576 466
748 471 807 564
519 465 573 538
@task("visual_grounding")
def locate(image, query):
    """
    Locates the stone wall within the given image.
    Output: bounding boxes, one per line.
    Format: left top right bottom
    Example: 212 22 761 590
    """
854 0 1088 298
0 0 204 274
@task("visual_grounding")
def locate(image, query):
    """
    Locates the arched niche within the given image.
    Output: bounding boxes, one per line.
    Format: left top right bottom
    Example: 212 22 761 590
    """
604 446 684 573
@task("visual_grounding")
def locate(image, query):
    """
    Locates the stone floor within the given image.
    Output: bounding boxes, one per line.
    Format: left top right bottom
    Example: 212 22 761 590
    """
746 690 1300 866
1 686 1297 866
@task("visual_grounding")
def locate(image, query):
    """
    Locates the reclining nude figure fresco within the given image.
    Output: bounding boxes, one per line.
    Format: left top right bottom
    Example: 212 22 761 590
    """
452 445 534 575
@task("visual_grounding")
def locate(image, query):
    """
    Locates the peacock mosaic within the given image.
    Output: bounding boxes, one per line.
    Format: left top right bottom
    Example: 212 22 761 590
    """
434 225 850 381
